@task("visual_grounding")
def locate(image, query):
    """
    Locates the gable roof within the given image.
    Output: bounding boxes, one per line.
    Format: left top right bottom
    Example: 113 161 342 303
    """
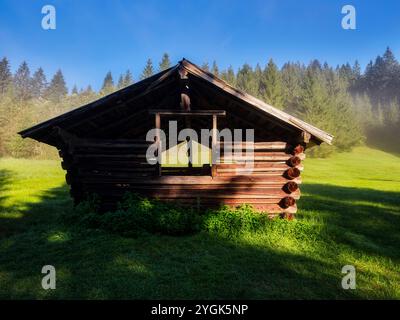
19 59 333 146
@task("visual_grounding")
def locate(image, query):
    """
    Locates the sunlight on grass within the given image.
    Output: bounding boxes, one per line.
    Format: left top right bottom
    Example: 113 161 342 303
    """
303 147 400 191
0 158 66 211
0 212 24 219
114 256 152 274
47 231 71 243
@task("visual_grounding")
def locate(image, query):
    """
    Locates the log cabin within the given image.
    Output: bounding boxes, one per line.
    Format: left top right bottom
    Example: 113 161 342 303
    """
19 59 333 217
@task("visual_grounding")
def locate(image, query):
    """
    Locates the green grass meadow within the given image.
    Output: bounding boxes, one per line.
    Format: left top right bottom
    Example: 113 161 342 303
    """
0 146 399 299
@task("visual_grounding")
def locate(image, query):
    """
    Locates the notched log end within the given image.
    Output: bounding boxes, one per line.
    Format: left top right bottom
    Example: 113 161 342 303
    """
283 181 299 194
284 167 301 180
287 156 301 167
279 196 296 209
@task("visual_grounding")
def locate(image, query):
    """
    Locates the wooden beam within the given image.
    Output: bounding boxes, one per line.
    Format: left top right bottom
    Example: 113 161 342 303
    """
211 114 217 177
155 112 161 176
300 131 311 144
179 66 191 111
149 109 226 116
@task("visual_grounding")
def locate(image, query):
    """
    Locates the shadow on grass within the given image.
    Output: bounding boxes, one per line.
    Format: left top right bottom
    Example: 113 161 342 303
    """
300 183 400 261
1 179 399 299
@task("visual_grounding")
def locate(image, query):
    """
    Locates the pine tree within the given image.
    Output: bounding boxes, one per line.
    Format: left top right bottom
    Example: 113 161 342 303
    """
140 59 154 80
281 62 304 113
352 60 361 80
31 67 47 98
123 70 133 86
46 69 68 102
117 75 124 89
262 59 283 108
383 47 398 71
309 59 322 72
14 61 33 101
382 47 399 104
201 62 210 72
298 68 332 131
159 53 171 71
71 85 78 95
225 66 236 86
253 63 263 99
211 61 219 77
85 85 94 94
101 71 114 95
78 85 98 105
220 66 236 86
0 57 12 95
338 63 353 85
236 64 258 96
116 70 134 89
359 48 400 105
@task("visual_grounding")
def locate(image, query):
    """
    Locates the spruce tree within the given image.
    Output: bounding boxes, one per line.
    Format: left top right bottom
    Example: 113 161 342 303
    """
46 69 68 102
123 70 133 86
281 62 303 113
352 60 361 80
201 62 210 72
383 47 398 71
220 66 236 86
297 68 333 133
236 63 258 96
262 59 283 108
140 59 154 80
71 85 78 95
31 67 47 98
79 85 98 104
117 75 124 89
211 61 219 77
0 57 12 95
14 61 32 101
225 66 236 86
101 71 114 95
253 63 263 99
159 53 171 71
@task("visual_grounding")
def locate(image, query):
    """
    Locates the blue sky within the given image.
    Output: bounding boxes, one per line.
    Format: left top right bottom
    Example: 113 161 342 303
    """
0 0 399 91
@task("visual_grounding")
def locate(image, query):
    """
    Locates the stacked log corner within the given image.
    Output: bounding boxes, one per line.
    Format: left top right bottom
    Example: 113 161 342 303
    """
58 138 304 217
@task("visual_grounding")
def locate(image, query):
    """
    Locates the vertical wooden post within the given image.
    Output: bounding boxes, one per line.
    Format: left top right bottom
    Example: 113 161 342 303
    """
155 112 161 176
187 137 193 170
211 114 217 177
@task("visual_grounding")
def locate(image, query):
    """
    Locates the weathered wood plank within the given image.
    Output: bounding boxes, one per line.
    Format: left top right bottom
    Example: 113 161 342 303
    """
77 175 302 185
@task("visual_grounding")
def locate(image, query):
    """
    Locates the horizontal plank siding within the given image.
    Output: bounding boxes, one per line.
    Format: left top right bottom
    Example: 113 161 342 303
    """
62 139 303 215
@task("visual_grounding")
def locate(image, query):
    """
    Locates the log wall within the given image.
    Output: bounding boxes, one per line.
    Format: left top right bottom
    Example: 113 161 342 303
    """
60 138 304 216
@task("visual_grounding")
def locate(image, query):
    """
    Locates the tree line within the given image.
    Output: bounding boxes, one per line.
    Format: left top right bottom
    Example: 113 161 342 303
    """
0 49 399 158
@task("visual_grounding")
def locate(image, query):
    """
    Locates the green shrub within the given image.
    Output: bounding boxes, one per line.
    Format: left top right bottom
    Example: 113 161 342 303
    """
64 193 201 237
202 204 269 237
64 193 298 238
61 193 101 227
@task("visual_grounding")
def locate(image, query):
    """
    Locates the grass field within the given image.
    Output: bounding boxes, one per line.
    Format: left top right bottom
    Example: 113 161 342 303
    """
0 146 399 299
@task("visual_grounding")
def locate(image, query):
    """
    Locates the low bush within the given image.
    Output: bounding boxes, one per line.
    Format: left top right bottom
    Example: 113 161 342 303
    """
64 193 292 238
64 193 201 237
202 204 269 237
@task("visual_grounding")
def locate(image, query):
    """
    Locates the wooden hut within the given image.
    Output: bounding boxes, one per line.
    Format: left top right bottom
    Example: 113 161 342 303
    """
19 59 333 217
